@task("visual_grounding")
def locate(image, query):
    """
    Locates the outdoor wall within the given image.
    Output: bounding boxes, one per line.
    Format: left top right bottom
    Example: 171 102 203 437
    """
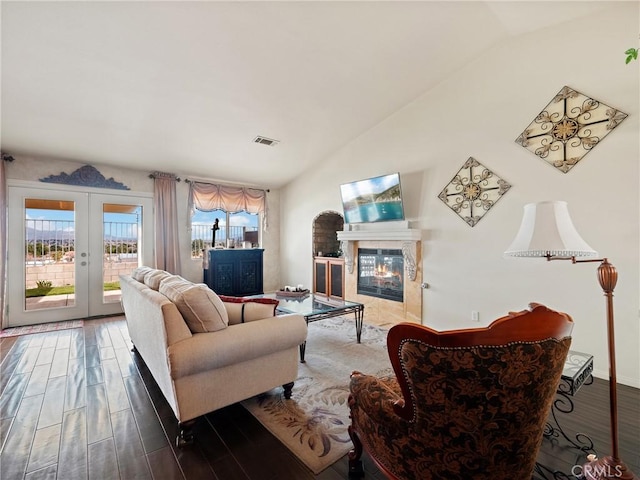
25 261 138 288
279 3 640 386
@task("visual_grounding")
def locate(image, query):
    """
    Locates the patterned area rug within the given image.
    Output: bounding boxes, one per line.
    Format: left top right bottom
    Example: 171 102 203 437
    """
242 316 393 474
0 320 84 337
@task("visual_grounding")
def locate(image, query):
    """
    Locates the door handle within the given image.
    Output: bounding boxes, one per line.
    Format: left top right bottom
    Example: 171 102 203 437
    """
81 261 87 266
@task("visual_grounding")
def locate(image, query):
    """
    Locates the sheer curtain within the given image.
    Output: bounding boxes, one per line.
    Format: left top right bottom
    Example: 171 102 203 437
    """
188 181 268 228
0 158 7 328
153 172 181 274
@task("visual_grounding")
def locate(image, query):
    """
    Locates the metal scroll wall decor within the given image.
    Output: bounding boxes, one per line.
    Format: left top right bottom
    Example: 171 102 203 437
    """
438 157 511 227
515 86 628 173
40 164 130 190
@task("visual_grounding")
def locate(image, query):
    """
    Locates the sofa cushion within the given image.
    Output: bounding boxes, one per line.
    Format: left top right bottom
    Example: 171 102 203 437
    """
132 266 154 282
160 276 229 333
144 269 172 290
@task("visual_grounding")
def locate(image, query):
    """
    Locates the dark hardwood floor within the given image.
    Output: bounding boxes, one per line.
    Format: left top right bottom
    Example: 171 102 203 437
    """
1 315 638 480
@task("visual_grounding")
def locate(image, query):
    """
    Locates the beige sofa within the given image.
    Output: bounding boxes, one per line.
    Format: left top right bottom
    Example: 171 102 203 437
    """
120 267 308 446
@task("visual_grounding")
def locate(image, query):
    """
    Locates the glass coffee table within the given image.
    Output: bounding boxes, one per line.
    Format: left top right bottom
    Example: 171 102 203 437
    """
251 293 365 362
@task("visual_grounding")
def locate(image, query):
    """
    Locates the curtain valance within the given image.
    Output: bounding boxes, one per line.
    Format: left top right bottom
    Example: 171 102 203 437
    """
188 181 268 228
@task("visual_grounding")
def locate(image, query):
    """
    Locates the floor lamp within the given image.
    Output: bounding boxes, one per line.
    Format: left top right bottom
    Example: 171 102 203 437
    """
504 201 638 480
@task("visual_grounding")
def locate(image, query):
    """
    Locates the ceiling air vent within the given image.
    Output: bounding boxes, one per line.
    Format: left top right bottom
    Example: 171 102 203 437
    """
253 136 279 146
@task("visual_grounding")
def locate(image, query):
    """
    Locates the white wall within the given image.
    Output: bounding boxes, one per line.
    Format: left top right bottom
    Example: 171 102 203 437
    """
280 3 640 386
5 155 283 292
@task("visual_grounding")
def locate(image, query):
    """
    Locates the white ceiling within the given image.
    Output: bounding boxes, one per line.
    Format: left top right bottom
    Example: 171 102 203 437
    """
1 1 615 188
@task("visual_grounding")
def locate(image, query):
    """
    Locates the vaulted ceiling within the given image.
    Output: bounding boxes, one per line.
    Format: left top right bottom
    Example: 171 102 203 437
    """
1 1 614 188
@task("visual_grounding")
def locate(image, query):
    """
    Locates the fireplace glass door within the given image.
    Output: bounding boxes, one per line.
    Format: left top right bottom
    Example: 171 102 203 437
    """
357 248 403 302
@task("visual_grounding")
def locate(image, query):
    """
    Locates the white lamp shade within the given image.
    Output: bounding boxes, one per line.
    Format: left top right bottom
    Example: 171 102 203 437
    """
504 201 598 258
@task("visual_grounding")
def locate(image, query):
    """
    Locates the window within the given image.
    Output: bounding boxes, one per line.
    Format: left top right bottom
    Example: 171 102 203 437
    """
191 209 260 258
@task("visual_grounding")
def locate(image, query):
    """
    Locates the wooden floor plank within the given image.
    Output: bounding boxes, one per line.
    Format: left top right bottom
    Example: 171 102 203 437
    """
25 332 46 348
111 408 153 479
100 346 116 362
40 335 57 350
0 336 19 365
0 416 14 449
14 346 41 375
106 323 128 351
84 323 98 349
68 329 85 360
88 438 119 480
24 364 52 398
0 394 44 480
0 372 30 420
102 358 130 414
34 347 55 367
57 408 88 479
24 464 57 480
25 423 61 474
48 348 70 378
85 345 101 369
55 331 72 350
86 365 104 387
64 358 87 411
86 383 113 445
37 376 66 429
123 374 169 454
0 339 24 394
114 345 137 378
95 324 113 350
146 446 185 480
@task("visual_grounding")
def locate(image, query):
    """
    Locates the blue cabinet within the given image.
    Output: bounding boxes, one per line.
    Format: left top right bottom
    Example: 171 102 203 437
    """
207 249 264 296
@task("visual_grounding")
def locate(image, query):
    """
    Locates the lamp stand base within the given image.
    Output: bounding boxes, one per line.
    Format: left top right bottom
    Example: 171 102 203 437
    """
579 456 639 480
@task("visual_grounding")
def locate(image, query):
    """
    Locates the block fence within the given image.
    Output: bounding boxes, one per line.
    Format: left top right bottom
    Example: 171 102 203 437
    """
25 261 138 289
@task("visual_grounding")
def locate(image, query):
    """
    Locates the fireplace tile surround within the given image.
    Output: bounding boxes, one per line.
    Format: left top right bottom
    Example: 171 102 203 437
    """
337 222 422 327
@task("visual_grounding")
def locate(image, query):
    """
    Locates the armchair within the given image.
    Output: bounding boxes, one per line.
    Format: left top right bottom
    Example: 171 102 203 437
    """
348 303 573 480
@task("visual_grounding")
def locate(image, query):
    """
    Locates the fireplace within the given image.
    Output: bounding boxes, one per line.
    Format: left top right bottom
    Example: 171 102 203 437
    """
357 248 404 302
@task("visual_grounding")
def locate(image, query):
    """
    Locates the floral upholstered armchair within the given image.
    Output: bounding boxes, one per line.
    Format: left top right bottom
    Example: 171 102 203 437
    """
347 303 573 480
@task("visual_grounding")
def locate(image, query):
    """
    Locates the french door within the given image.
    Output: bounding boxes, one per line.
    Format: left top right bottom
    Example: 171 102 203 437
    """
7 182 153 326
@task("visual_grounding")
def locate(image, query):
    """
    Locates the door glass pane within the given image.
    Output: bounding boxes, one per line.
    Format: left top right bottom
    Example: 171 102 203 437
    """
25 198 76 311
102 203 142 303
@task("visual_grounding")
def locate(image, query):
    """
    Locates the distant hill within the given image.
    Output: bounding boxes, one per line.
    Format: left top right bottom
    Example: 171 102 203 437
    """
344 184 402 209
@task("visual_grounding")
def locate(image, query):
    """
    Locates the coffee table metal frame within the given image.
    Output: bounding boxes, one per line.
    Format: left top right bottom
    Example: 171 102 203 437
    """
252 293 365 362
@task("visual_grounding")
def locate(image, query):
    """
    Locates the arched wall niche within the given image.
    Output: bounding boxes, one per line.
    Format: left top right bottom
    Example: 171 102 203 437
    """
312 210 344 257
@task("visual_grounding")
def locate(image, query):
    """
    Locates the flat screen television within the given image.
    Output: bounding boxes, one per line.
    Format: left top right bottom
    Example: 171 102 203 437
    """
340 172 405 224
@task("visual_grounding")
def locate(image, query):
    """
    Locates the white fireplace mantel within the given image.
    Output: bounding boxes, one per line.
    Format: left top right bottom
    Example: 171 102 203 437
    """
337 221 421 280
336 220 421 242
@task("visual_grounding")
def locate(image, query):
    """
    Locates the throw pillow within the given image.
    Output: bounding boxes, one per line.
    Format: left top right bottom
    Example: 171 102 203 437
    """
159 277 229 333
132 266 154 282
143 269 172 290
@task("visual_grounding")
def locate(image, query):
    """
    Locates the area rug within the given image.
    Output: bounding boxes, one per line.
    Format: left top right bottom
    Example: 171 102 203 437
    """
0 320 84 338
242 316 394 474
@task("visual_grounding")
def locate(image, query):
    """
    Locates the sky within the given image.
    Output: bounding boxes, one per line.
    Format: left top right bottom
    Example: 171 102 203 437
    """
26 209 139 224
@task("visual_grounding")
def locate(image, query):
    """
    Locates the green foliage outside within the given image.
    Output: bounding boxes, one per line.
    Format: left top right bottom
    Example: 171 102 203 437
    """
192 239 206 251
625 48 638 64
26 281 121 298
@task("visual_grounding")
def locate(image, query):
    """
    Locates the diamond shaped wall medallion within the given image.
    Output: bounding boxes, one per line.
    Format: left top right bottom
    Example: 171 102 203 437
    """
438 157 511 227
516 86 627 173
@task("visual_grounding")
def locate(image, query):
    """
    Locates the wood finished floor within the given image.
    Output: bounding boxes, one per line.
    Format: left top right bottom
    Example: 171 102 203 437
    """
0 315 638 480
